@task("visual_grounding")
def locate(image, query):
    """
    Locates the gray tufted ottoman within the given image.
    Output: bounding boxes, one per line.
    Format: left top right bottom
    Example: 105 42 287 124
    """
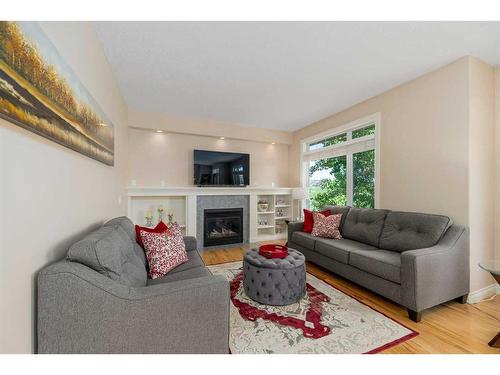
243 247 306 306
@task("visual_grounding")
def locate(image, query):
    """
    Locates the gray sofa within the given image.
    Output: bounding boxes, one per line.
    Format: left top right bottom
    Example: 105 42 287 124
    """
37 216 229 354
288 206 469 322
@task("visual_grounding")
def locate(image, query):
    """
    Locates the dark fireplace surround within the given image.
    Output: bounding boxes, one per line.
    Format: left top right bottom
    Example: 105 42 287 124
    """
203 208 243 247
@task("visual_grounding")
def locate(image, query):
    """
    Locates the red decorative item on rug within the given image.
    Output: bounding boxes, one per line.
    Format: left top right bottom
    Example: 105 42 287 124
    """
311 212 342 239
230 271 331 339
135 221 168 248
139 223 188 279
302 208 331 233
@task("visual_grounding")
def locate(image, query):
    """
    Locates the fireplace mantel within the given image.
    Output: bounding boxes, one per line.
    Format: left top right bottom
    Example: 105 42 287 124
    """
127 186 294 246
127 186 293 197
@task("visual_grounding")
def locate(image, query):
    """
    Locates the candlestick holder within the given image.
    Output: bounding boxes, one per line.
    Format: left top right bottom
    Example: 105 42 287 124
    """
145 213 153 227
157 206 164 223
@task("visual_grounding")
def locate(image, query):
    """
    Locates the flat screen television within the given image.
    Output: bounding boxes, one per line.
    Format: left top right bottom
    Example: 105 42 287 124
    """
194 150 250 186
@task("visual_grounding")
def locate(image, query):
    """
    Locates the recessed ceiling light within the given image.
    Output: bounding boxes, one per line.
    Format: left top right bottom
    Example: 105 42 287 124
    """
156 130 163 133
220 136 225 140
271 142 276 145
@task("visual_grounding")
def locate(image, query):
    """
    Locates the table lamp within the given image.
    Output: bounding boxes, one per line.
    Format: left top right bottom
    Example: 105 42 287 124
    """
292 187 309 221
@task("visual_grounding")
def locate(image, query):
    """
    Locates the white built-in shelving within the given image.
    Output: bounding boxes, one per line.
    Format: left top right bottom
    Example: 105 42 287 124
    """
253 193 292 242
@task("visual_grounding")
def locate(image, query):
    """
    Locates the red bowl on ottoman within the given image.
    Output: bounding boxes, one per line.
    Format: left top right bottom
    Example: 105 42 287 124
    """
258 244 289 259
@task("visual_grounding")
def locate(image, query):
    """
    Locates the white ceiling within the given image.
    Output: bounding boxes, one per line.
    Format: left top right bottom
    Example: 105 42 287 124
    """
94 22 500 132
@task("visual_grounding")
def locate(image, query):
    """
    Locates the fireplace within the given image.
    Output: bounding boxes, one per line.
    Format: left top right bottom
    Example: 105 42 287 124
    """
204 208 243 247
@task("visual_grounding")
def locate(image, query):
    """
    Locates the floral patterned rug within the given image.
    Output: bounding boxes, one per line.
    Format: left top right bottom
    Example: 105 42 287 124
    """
208 261 418 354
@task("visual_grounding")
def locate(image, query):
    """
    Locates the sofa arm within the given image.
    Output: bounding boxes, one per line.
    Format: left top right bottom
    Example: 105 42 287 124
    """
38 261 229 353
183 236 197 251
288 221 304 243
400 225 469 312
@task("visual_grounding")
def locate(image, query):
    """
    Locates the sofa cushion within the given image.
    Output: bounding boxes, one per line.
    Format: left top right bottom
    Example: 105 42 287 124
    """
147 266 212 285
379 211 452 252
132 242 147 267
135 221 169 248
291 231 317 249
67 225 147 287
103 217 148 266
349 249 401 284
314 238 377 264
146 250 209 285
303 208 332 233
341 208 390 247
103 216 135 241
140 224 188 279
183 236 198 252
322 205 351 231
311 212 342 239
166 250 205 275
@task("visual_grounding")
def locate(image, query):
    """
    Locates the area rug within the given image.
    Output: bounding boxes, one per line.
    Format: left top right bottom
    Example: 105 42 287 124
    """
208 261 418 354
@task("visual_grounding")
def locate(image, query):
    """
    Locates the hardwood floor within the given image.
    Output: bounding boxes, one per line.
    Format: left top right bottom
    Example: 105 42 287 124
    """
201 242 500 354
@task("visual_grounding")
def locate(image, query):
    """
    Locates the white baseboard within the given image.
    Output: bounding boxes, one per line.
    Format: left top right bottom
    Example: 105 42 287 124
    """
467 283 500 304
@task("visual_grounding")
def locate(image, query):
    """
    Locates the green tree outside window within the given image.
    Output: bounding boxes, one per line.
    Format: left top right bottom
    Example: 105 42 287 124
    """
353 149 375 208
308 155 347 210
308 146 375 210
352 124 375 139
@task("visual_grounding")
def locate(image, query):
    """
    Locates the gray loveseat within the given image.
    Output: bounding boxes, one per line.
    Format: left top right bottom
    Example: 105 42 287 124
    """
37 217 229 353
288 206 469 322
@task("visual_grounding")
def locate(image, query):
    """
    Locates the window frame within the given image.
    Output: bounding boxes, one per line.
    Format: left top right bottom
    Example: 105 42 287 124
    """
300 113 381 209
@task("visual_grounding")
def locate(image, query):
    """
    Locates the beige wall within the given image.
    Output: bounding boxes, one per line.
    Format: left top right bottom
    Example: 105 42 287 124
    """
129 109 293 145
496 67 500 260
289 56 497 293
0 22 129 353
128 128 289 187
468 58 496 292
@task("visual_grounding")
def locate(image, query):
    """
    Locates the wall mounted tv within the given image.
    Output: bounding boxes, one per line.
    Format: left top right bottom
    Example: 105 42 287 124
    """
194 150 250 186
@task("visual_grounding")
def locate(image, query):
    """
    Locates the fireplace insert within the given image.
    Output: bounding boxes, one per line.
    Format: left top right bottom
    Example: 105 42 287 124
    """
203 208 243 247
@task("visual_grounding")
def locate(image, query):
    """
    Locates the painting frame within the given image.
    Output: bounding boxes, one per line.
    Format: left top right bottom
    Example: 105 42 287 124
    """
0 21 114 166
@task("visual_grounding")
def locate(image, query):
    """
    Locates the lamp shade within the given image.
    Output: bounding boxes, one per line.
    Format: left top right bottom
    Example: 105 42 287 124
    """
292 187 308 200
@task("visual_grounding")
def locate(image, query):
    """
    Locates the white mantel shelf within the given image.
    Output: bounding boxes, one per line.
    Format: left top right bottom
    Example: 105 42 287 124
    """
127 186 293 196
127 186 294 245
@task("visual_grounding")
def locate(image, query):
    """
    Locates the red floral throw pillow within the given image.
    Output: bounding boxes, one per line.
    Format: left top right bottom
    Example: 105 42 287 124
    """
303 208 332 233
135 221 168 249
311 212 343 239
139 223 188 279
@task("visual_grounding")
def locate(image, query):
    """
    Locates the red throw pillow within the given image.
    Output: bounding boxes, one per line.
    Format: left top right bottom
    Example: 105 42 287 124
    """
135 221 168 248
311 212 343 239
303 208 332 233
139 223 188 279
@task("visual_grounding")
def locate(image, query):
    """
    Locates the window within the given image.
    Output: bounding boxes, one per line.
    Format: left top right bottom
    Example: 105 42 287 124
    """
232 165 244 185
308 155 347 208
352 124 375 139
353 149 375 208
308 133 347 151
301 115 379 210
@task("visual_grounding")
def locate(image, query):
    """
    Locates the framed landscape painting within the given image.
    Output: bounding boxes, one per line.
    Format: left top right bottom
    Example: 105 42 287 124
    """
0 21 114 166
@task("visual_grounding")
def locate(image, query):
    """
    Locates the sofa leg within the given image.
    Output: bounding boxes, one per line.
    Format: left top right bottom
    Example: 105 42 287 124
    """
407 309 422 322
455 294 468 304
